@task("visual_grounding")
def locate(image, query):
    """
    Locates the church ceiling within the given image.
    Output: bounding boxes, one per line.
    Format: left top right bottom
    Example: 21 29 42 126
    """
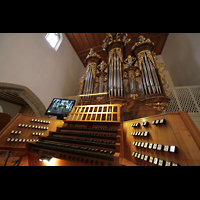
65 33 169 67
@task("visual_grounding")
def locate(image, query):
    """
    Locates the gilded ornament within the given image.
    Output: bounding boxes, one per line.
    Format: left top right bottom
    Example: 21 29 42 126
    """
97 61 107 72
102 33 131 51
124 55 136 68
145 102 169 111
131 35 155 52
86 48 101 60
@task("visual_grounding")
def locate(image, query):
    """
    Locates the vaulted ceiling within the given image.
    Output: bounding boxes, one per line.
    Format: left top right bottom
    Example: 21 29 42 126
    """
65 33 169 67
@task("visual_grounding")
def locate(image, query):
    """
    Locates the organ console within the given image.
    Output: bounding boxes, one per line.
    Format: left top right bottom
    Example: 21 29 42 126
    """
0 105 200 166
26 104 122 166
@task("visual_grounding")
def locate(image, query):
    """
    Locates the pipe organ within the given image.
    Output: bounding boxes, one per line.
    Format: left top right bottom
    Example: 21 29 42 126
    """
78 34 170 119
1 33 200 166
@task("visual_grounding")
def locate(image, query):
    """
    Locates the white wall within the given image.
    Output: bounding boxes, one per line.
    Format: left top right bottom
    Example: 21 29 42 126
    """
0 33 85 109
161 33 200 87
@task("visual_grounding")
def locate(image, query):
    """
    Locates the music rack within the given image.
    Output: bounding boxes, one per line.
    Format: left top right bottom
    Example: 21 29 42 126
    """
67 104 120 122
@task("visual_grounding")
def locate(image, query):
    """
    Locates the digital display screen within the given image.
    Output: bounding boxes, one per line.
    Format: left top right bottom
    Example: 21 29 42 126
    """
45 98 75 117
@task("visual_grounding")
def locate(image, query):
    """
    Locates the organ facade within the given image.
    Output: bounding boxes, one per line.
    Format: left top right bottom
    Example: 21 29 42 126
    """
78 33 170 120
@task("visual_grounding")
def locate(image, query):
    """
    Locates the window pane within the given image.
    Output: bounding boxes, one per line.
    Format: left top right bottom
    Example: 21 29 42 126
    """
45 33 62 51
50 36 59 48
45 33 54 43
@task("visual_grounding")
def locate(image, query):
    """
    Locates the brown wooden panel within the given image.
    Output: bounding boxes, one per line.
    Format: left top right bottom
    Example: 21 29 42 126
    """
99 33 106 43
65 33 80 52
93 33 102 46
79 33 91 49
0 113 64 151
0 113 10 131
73 33 85 51
122 111 200 166
84 33 96 47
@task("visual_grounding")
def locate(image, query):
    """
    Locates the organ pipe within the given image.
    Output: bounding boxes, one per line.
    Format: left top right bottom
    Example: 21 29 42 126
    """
142 60 151 94
148 58 162 94
120 61 123 96
108 48 123 97
114 51 117 96
117 54 120 96
144 55 156 94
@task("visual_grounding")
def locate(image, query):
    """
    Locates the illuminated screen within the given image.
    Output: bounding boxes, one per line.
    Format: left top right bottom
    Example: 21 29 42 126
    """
45 98 75 117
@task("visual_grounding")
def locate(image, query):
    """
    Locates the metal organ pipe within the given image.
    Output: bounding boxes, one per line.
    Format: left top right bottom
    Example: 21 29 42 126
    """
89 68 93 96
108 48 124 97
141 68 148 95
83 66 95 99
114 50 117 96
142 60 151 94
108 60 111 95
108 49 124 97
140 53 162 95
144 55 156 94
83 68 90 98
117 55 120 96
149 59 162 94
110 55 113 96
120 61 123 96
86 68 91 95
88 68 92 94
82 74 87 96
86 68 90 95
91 69 94 94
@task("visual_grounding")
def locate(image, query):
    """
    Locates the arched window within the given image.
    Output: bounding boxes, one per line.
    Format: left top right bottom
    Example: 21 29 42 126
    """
45 33 63 51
